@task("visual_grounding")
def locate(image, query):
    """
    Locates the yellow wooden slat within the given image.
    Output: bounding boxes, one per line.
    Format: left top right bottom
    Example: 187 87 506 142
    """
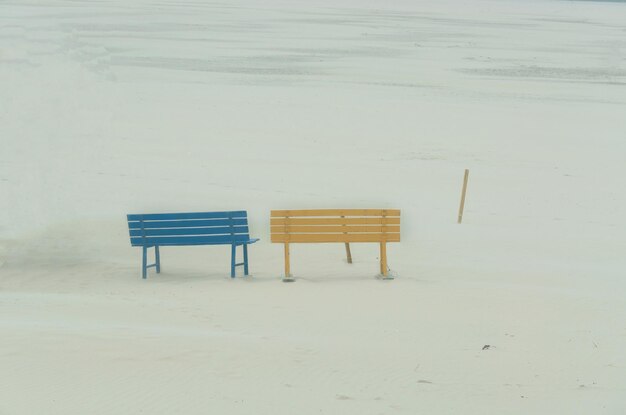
270 233 401 243
270 217 401 226
270 225 400 234
270 209 400 217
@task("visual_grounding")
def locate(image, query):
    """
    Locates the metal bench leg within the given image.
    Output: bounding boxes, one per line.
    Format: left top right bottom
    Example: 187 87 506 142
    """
142 246 148 279
243 243 249 276
155 246 161 273
231 243 236 278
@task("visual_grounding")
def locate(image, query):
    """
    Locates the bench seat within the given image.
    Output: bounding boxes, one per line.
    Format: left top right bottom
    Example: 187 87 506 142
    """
127 210 258 279
270 209 400 281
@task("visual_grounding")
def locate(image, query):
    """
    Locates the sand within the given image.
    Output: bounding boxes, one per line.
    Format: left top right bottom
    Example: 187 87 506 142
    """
1 0 625 413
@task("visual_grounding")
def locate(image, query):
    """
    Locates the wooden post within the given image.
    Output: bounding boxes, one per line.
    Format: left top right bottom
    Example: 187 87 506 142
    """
458 169 470 224
142 246 147 279
380 242 387 276
380 210 388 277
283 214 294 281
341 215 352 264
344 243 352 264
140 218 147 279
230 243 237 278
283 242 292 281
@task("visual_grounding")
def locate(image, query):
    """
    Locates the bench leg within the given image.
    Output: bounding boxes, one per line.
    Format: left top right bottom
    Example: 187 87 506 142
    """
283 243 294 282
284 243 290 276
243 243 249 276
155 246 161 273
231 243 236 278
380 242 387 277
142 246 148 279
344 242 353 264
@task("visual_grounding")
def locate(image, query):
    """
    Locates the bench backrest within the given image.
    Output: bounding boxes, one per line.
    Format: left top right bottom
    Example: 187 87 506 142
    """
270 209 400 243
127 211 251 246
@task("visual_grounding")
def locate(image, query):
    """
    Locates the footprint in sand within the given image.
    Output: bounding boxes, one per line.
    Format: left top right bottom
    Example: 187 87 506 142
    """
336 394 353 400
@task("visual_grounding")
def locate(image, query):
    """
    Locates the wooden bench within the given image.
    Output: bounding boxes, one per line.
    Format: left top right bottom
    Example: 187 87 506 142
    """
270 209 400 281
127 211 259 279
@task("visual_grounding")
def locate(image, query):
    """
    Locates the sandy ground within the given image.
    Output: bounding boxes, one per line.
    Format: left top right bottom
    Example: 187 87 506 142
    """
1 0 626 413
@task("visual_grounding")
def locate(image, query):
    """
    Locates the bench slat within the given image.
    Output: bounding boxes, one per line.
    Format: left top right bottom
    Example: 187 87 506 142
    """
128 211 247 221
130 226 249 237
130 234 252 246
270 225 400 234
270 217 400 226
128 218 248 229
271 209 400 217
270 233 400 243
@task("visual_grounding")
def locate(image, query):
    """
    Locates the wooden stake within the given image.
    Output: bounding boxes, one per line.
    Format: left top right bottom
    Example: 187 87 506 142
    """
458 169 470 224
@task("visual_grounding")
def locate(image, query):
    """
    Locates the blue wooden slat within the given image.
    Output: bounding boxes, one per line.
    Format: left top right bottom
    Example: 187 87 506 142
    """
130 234 251 246
129 226 249 237
128 218 247 229
127 211 247 221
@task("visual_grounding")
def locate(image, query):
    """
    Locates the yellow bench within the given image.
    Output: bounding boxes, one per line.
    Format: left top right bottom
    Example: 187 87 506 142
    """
270 209 401 281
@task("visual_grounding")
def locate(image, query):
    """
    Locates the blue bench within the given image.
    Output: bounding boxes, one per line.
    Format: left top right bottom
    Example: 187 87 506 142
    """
127 211 259 279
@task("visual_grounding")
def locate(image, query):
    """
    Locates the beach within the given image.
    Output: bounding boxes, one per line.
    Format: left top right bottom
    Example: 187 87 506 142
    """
1 0 625 413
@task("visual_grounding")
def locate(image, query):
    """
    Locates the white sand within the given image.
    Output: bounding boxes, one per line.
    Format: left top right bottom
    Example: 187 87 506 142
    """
1 0 625 413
